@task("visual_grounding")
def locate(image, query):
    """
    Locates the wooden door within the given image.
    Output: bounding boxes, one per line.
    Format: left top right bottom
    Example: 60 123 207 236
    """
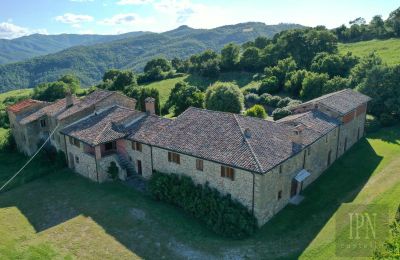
69 152 75 169
137 160 142 175
290 179 298 198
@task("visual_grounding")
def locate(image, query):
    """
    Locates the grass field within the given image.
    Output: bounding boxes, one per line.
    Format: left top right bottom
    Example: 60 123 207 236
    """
339 38 400 66
0 126 399 259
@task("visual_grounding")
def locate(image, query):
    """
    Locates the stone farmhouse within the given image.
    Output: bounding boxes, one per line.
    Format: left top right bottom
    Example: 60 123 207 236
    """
7 89 370 226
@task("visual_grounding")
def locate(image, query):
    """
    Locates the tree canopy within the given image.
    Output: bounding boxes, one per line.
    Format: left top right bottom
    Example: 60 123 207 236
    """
205 83 244 113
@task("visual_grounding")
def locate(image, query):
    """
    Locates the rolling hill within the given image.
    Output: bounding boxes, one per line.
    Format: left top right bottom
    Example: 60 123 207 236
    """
0 31 149 65
339 38 400 66
0 22 303 92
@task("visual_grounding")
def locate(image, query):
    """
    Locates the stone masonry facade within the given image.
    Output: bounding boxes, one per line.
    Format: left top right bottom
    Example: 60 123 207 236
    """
7 89 370 226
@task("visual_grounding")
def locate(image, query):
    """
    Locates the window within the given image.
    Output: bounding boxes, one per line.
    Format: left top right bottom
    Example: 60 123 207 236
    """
69 136 80 148
40 119 46 127
307 147 311 155
196 159 203 171
221 166 234 181
132 141 142 152
104 141 116 151
75 156 79 164
278 190 282 200
168 152 180 164
325 135 328 143
279 165 282 174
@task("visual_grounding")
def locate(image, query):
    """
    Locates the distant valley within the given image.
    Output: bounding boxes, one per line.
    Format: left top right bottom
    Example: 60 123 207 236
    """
0 22 302 92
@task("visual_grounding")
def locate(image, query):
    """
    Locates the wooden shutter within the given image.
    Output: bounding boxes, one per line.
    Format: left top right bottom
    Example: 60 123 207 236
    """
196 159 203 171
221 166 225 177
168 152 172 162
137 142 142 152
176 153 180 164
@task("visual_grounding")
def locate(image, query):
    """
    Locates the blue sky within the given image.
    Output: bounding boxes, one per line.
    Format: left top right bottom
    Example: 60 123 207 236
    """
0 0 399 39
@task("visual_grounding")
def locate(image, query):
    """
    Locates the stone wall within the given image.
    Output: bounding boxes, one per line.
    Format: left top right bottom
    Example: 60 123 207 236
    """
65 138 98 182
152 147 255 211
124 140 153 179
254 127 339 225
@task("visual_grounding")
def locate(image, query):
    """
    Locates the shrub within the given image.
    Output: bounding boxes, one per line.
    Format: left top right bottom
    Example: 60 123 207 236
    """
108 162 119 180
244 93 260 107
149 172 258 239
245 105 267 119
373 207 400 259
205 83 244 113
242 87 259 96
379 113 397 127
0 129 15 152
259 76 280 94
276 97 293 108
272 108 292 120
259 93 281 107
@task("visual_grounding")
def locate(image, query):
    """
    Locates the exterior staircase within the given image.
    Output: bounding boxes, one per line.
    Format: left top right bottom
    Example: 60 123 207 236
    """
116 153 136 177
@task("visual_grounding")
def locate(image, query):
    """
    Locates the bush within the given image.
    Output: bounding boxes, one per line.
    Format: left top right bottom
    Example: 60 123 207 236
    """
259 76 280 94
379 113 397 127
0 129 15 152
272 108 292 120
244 93 260 107
373 206 400 259
149 172 258 239
365 115 381 133
245 105 267 119
205 83 244 113
108 162 119 180
259 93 281 107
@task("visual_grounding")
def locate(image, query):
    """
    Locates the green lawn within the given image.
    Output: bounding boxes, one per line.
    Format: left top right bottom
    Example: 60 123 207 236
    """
339 38 400 66
0 126 399 259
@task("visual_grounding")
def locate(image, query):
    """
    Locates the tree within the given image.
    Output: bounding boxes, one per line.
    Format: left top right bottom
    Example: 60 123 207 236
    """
350 52 382 86
138 88 161 115
386 7 400 37
189 50 221 78
103 69 121 82
322 76 350 95
111 70 136 91
310 52 358 78
265 57 297 89
254 36 269 49
300 72 329 100
220 43 240 71
144 58 172 73
245 105 267 119
369 15 386 38
166 82 204 115
240 47 260 72
32 74 80 102
259 76 280 94
284 69 308 97
205 83 244 113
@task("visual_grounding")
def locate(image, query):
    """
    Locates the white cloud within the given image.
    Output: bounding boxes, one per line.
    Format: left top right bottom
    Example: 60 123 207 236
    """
100 13 155 26
55 13 94 24
0 22 47 39
117 0 153 5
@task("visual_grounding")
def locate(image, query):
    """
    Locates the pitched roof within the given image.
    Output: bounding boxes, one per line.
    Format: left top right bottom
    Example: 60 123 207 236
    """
293 89 371 115
57 90 113 120
61 106 144 146
277 110 340 144
126 115 172 145
153 107 339 173
7 99 45 113
19 96 79 125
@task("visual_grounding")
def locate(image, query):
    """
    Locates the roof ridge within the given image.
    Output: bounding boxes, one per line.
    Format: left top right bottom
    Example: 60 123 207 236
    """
233 114 264 173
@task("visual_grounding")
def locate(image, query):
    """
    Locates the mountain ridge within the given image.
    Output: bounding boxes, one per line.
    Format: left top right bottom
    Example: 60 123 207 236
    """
0 22 304 92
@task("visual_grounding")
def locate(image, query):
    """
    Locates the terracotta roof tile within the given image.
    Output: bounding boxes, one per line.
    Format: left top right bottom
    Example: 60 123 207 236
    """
7 99 44 113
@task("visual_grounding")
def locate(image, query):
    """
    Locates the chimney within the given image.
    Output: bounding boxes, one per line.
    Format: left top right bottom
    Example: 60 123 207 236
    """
244 128 251 139
292 124 304 144
65 90 74 109
145 97 155 115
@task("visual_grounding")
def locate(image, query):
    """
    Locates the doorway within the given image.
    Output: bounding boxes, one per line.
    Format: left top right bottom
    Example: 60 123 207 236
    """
290 179 298 198
137 160 142 175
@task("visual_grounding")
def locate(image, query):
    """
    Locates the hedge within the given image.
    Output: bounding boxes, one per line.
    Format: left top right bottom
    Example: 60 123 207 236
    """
148 171 258 239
